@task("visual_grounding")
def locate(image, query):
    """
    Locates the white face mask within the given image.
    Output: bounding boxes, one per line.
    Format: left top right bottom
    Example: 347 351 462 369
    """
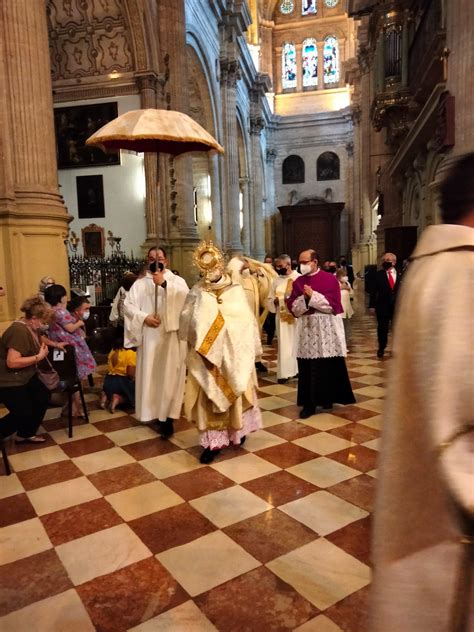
241 268 251 278
300 263 312 276
82 310 90 320
342 276 349 282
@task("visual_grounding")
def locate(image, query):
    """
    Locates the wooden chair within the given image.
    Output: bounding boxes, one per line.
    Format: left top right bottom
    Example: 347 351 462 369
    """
50 345 89 438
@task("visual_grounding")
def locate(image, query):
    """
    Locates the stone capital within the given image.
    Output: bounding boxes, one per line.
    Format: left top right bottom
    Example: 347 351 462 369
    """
220 58 241 87
135 70 159 93
250 115 265 136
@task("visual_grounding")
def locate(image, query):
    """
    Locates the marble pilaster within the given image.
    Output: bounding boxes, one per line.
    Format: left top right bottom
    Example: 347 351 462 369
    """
0 0 69 322
220 58 243 254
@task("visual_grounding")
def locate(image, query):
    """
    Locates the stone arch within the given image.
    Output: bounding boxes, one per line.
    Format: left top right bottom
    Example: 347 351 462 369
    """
186 43 220 240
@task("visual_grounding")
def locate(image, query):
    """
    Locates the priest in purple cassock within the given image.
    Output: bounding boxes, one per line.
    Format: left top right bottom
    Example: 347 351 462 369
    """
286 249 355 418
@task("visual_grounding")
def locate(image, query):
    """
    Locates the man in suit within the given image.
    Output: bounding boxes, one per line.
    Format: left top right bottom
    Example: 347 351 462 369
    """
369 252 400 358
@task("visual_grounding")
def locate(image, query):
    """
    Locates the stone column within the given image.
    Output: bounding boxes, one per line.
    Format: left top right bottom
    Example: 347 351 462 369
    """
209 153 223 246
446 0 474 156
240 177 251 254
0 0 69 323
317 40 325 90
249 122 265 260
136 72 159 248
260 22 274 78
265 148 277 255
157 0 198 281
295 43 303 92
220 58 243 254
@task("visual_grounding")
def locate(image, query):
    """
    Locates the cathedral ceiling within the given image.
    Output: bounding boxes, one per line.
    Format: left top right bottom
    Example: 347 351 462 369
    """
47 0 135 81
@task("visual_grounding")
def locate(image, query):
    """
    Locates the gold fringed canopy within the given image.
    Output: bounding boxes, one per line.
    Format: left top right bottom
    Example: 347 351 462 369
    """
85 108 224 156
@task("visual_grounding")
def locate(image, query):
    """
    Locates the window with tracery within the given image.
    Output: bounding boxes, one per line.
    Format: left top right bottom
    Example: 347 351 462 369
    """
282 42 297 89
302 38 318 87
302 0 317 15
279 0 295 14
323 36 339 84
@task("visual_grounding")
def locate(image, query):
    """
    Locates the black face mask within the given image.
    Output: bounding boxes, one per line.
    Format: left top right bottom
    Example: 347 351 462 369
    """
276 267 287 276
323 266 330 272
382 261 392 270
329 266 337 274
340 259 347 267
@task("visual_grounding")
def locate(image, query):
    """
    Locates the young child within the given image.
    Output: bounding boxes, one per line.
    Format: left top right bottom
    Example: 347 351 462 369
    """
100 327 136 413
45 286 96 416
336 268 354 350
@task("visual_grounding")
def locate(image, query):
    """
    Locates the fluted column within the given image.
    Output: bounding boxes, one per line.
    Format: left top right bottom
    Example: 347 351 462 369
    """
157 0 198 281
0 0 69 322
250 123 265 259
221 59 243 253
136 72 159 244
209 153 223 246
446 0 474 156
240 177 251 254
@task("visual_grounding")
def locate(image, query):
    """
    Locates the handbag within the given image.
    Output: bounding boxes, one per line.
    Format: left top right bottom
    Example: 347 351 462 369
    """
36 357 61 391
18 320 61 391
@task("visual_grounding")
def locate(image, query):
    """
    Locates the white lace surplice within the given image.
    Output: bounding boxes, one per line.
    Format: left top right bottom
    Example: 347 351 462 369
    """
291 292 347 359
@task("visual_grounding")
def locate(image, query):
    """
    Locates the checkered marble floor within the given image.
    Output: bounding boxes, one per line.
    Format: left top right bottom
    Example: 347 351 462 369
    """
0 312 388 632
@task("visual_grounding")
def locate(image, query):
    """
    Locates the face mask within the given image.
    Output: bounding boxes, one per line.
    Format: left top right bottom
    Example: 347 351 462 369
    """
323 266 330 272
38 325 49 334
382 261 392 270
241 268 250 278
342 276 348 282
82 311 90 320
300 263 312 276
276 267 287 276
329 266 337 274
340 260 347 267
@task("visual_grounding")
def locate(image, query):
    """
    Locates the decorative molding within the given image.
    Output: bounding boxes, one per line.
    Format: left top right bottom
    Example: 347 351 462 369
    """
219 58 241 87
47 0 134 83
266 148 277 163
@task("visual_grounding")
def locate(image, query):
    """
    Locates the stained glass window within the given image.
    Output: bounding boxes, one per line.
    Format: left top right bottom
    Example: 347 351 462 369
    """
302 0 317 15
279 0 294 14
323 36 339 84
302 38 318 87
282 42 297 89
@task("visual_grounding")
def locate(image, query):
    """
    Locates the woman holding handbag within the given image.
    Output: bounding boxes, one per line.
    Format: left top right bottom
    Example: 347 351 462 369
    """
0 297 53 443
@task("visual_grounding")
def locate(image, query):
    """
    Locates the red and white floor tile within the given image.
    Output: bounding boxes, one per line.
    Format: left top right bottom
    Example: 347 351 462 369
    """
0 312 388 632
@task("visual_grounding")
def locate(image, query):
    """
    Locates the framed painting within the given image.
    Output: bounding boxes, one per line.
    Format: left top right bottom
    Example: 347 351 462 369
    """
54 102 120 169
76 175 105 219
82 224 105 258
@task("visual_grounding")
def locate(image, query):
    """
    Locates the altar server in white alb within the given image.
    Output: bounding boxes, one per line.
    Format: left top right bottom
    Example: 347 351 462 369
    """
266 254 300 383
124 247 189 438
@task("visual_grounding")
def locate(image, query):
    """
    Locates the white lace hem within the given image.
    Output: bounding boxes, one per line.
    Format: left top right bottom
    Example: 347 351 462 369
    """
200 404 262 450
297 313 347 359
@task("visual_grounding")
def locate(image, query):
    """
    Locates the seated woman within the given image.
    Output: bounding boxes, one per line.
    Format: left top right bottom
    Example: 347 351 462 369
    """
0 297 52 443
44 285 96 416
100 327 136 413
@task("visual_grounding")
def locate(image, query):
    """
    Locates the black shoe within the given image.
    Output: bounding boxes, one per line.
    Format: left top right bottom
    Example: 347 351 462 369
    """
377 348 385 358
322 404 333 410
255 361 268 373
158 418 174 439
240 435 246 446
199 447 221 464
277 378 289 384
299 408 315 419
